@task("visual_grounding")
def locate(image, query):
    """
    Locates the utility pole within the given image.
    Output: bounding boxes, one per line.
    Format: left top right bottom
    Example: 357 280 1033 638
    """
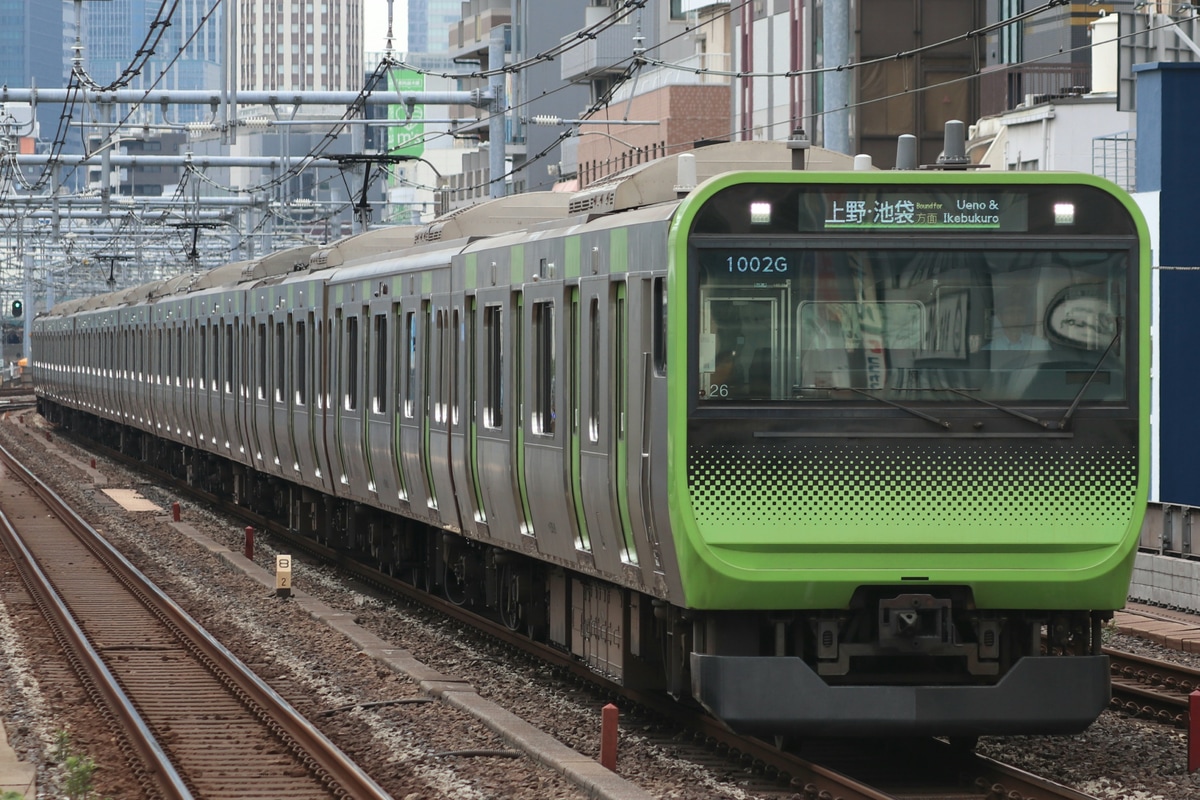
823 0 850 155
489 27 507 199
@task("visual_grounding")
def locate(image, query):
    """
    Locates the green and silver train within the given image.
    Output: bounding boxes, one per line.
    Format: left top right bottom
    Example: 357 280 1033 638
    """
34 139 1149 738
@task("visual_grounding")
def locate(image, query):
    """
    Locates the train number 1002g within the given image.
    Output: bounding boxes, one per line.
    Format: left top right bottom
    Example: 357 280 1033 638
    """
726 255 788 273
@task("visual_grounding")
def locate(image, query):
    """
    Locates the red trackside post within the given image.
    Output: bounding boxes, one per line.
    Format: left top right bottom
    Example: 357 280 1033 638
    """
1190 691 1200 772
600 703 619 771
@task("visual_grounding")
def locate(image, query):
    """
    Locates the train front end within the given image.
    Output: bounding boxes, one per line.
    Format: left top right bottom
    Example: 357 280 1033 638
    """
667 171 1149 737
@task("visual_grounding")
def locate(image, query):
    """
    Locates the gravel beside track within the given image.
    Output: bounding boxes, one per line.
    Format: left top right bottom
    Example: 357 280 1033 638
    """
2 409 1200 798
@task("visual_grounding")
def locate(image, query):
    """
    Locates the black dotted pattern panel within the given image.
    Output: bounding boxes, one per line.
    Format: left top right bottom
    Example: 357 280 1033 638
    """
687 442 1139 527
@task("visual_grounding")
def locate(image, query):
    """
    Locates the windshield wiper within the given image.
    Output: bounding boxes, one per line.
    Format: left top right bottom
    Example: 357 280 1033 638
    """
939 388 1056 431
839 386 951 430
1059 326 1122 430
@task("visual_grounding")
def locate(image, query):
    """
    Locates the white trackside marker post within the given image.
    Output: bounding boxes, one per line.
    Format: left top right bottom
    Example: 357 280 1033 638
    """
276 555 292 598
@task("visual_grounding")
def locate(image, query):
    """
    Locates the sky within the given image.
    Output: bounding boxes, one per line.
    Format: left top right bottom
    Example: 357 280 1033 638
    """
364 1 407 53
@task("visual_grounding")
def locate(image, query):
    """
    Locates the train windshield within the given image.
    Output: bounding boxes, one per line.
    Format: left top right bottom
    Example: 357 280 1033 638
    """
695 246 1128 405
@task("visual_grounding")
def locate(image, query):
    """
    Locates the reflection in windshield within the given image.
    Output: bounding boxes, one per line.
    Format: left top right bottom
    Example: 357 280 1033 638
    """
696 248 1126 404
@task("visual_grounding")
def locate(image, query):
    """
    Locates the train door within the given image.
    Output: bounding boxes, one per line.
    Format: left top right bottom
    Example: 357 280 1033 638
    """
217 314 239 461
450 296 487 538
472 289 523 548
247 312 271 471
398 296 434 517
445 296 488 535
169 318 183 439
136 309 153 433
364 294 404 511
270 313 296 478
577 278 627 576
289 311 315 486
129 310 143 429
193 316 209 447
427 294 462 532
237 309 259 465
233 306 253 465
106 320 117 417
150 317 164 435
168 318 182 439
149 315 165 435
521 283 577 561
159 317 170 438
307 308 338 496
181 314 196 443
204 320 220 452
167 317 181 439
195 318 208 446
619 278 676 590
171 314 184 438
111 316 124 420
124 318 136 423
334 304 372 500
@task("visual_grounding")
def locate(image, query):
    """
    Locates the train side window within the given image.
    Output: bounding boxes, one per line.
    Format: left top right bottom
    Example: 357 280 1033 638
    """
434 309 447 423
615 285 626 438
373 313 387 414
422 302 433 421
224 323 234 394
404 311 417 418
275 321 286 403
345 315 359 411
295 320 307 406
210 325 218 391
318 319 328 410
652 276 667 376
176 327 184 387
532 300 555 435
451 308 460 427
257 323 268 400
483 305 503 429
198 324 207 390
589 297 600 443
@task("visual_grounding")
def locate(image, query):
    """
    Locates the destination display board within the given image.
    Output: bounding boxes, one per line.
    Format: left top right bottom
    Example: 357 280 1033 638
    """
819 193 1025 231
686 181 1140 238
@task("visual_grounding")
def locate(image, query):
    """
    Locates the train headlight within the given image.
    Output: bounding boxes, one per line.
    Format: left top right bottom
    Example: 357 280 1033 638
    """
750 202 772 225
1054 202 1075 225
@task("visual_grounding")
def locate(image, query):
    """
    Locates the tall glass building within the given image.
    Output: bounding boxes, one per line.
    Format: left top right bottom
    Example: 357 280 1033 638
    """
0 2 65 147
81 0 223 123
408 0 463 53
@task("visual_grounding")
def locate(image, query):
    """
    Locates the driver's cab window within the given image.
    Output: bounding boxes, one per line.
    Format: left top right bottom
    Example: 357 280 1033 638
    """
700 292 786 401
696 247 1126 405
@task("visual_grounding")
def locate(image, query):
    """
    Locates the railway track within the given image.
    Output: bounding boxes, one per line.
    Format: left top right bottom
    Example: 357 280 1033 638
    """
1107 646 1200 727
0 440 391 800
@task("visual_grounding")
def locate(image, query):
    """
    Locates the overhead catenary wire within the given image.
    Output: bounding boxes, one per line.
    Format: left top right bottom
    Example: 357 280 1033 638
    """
7 2 1193 287
71 0 182 93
